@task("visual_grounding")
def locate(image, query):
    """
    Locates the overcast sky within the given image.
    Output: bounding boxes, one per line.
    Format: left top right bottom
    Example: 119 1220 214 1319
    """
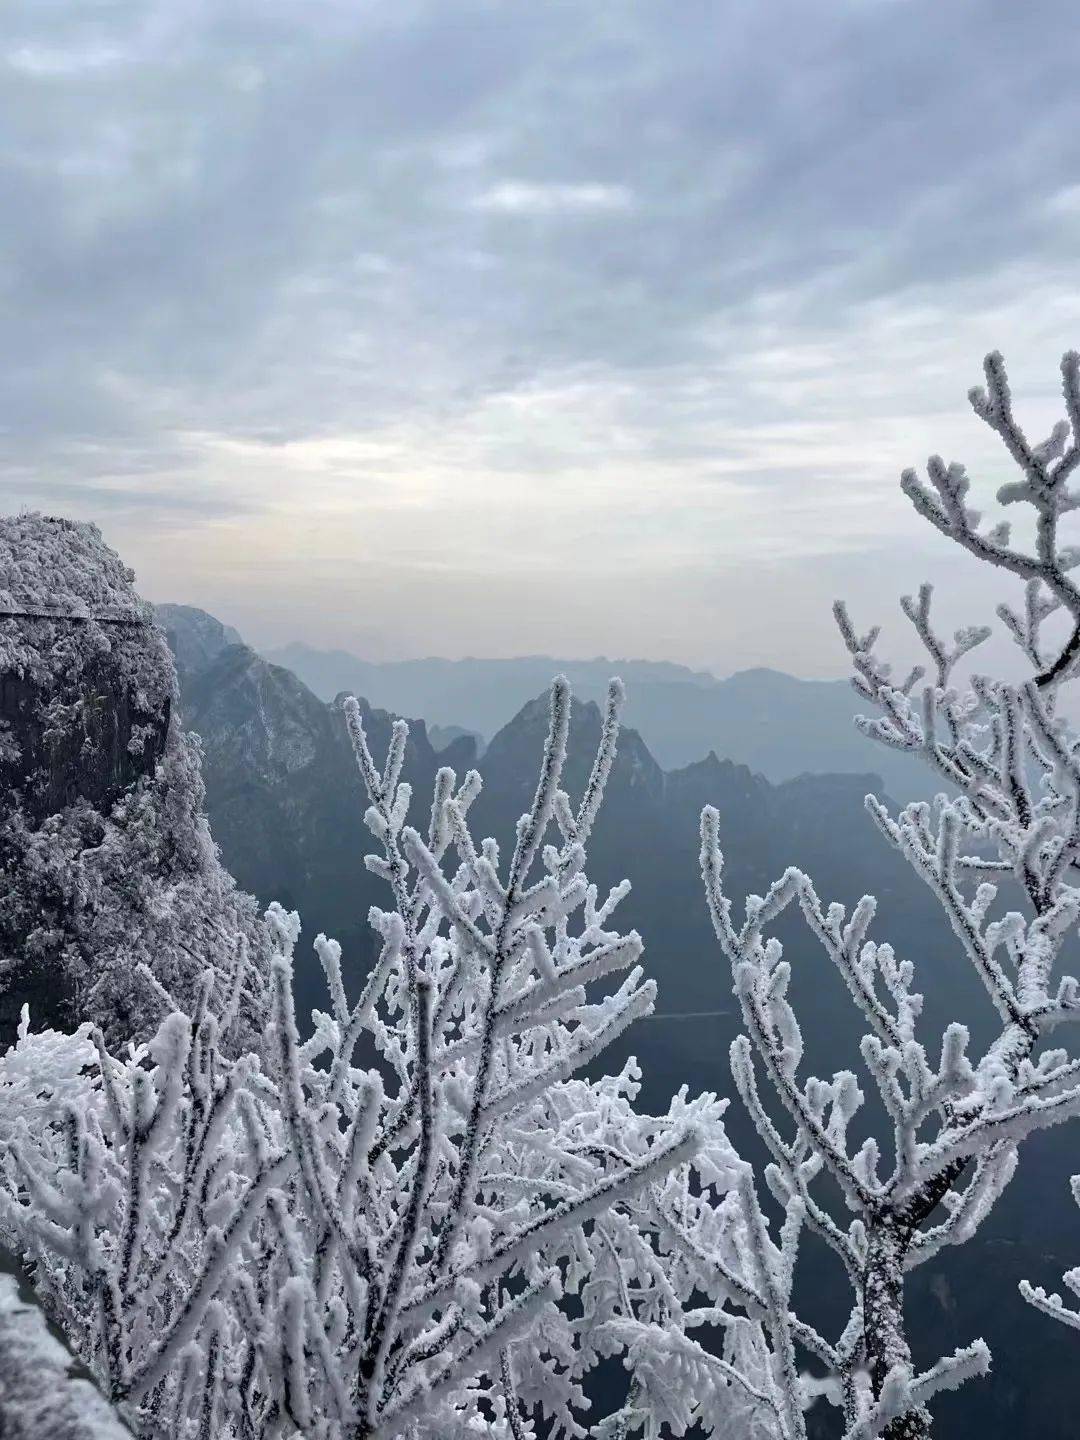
4 0 1080 674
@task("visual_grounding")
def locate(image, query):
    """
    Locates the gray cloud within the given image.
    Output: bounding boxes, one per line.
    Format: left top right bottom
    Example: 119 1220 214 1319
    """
3 0 1080 670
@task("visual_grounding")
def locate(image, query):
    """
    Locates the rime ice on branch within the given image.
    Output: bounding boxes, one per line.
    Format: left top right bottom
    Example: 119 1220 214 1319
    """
1019 1172 1080 1336
701 350 1080 1440
1 677 771 1440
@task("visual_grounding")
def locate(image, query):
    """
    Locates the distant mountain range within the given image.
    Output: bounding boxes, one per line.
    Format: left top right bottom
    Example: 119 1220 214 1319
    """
262 641 932 797
157 603 1080 1440
159 606 934 1028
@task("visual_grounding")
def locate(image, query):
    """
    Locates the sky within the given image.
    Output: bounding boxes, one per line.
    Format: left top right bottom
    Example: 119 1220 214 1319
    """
4 0 1080 675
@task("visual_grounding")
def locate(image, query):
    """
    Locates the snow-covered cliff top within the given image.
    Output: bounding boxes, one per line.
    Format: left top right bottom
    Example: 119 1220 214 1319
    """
0 512 174 713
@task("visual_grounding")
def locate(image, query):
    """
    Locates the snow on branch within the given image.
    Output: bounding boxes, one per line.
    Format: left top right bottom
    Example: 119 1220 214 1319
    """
0 677 778 1440
1021 1173 1080 1338
702 351 1080 1440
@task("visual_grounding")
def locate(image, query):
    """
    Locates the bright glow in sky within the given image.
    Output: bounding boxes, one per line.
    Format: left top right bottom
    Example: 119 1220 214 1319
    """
4 1 1080 673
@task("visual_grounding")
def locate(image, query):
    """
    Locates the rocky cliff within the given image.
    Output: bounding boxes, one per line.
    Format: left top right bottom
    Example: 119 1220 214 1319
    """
0 516 268 1048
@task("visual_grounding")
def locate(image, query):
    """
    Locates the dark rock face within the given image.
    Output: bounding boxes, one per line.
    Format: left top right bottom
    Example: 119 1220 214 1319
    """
0 923 71 1046
0 651 171 823
0 514 176 819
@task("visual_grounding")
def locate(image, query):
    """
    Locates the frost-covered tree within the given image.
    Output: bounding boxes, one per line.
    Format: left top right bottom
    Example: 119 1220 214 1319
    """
700 350 1080 1439
0 677 776 1440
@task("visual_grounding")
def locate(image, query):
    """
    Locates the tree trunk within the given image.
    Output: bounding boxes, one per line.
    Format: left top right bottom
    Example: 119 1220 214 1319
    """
861 1219 931 1440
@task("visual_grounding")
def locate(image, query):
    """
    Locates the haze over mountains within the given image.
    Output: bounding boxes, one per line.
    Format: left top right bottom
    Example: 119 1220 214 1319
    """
265 641 930 797
159 606 910 1007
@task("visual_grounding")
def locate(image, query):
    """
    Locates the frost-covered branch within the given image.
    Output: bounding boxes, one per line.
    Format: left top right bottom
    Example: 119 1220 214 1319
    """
1020 1173 1080 1338
703 351 1080 1440
1 678 768 1440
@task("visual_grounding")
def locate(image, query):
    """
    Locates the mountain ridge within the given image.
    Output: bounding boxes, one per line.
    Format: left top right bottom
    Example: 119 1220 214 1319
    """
255 635 927 795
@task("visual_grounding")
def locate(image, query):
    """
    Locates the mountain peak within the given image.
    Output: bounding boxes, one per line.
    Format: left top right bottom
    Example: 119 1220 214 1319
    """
720 666 845 689
155 604 243 683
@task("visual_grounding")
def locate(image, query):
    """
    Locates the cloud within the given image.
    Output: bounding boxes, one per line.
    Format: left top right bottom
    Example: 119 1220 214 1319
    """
470 181 634 215
6 43 128 76
2 0 1080 671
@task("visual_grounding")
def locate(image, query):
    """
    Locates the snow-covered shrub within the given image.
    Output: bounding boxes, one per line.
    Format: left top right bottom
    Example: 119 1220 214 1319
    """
0 1007 99 1146
700 350 1080 1440
1 677 782 1440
